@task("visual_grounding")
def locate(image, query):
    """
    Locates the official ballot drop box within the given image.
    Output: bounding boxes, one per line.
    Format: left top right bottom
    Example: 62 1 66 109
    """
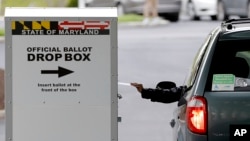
4 8 118 141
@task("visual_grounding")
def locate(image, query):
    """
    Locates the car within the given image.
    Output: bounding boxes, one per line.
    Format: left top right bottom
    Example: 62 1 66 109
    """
157 18 250 141
221 0 250 20
182 0 223 21
182 0 250 21
85 0 182 22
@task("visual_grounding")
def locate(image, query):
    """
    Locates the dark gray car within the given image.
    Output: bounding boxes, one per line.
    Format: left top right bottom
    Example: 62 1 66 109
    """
157 19 250 141
85 0 182 22
220 0 250 20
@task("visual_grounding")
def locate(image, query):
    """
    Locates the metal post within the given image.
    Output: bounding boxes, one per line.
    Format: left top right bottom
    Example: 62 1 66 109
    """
78 0 86 8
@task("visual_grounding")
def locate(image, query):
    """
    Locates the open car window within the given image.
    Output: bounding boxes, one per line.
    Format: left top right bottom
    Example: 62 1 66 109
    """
185 34 211 88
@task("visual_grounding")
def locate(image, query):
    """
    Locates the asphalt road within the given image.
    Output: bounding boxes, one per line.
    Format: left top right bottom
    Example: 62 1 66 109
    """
0 19 221 141
117 20 220 141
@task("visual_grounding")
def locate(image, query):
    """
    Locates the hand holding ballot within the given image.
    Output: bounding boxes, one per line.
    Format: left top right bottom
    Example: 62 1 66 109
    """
118 82 131 86
130 81 183 103
130 83 144 93
118 82 144 93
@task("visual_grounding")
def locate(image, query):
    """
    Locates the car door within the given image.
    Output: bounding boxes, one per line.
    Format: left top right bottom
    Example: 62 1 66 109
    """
224 0 248 15
223 0 237 14
239 0 249 16
171 31 214 141
232 0 248 15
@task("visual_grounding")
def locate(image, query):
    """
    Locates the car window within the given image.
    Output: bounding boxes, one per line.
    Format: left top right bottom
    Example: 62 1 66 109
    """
185 34 211 88
205 39 250 91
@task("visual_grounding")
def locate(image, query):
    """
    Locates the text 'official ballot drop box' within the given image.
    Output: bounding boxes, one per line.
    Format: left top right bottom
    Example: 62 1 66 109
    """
4 8 118 141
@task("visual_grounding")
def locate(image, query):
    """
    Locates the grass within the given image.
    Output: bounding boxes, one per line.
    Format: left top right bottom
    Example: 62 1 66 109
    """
118 14 144 23
1 0 70 14
0 29 4 36
0 0 71 36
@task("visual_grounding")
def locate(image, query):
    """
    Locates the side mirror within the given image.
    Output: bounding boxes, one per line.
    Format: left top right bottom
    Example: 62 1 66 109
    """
156 81 176 89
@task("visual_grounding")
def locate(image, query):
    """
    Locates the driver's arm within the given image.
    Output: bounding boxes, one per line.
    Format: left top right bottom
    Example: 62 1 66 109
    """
131 83 184 103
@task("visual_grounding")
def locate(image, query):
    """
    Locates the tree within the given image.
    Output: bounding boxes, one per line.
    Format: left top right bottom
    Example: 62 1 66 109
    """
67 0 78 7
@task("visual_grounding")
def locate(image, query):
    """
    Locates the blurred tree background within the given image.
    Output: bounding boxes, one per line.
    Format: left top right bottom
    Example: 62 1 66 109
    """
67 0 78 7
0 0 78 15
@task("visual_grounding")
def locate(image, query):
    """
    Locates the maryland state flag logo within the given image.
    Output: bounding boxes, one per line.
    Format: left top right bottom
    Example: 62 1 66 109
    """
11 21 110 35
12 21 58 35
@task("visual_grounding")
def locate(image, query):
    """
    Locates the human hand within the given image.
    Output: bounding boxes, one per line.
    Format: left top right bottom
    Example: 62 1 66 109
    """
131 83 144 93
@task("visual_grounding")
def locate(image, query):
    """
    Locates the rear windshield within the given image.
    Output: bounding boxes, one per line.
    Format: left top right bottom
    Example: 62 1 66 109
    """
206 39 250 91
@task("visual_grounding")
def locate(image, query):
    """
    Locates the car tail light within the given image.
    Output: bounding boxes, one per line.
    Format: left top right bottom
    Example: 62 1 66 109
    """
186 96 207 134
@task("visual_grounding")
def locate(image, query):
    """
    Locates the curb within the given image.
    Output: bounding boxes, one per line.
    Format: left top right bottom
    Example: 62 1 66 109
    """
0 37 4 43
118 19 170 27
0 110 4 119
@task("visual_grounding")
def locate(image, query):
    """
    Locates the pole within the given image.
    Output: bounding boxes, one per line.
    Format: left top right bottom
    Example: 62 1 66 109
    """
78 0 86 8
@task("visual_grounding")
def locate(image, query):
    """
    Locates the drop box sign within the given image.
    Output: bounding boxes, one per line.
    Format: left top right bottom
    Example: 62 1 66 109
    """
5 8 118 141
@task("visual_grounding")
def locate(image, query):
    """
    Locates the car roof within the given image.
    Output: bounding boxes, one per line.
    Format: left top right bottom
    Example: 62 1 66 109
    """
219 18 250 40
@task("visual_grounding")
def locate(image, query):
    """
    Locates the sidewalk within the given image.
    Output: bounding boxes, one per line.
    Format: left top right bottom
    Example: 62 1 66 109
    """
0 37 4 43
119 16 170 27
0 110 4 119
0 16 4 42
